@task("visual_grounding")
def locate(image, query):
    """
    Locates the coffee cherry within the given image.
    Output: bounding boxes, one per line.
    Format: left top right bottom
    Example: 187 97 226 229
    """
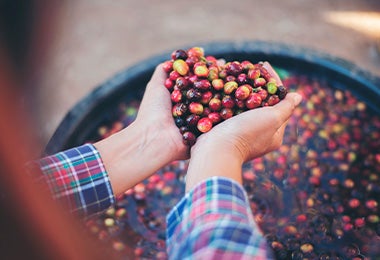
169 70 181 81
200 91 213 105
172 103 187 117
197 117 213 133
194 64 209 78
186 88 202 101
277 85 288 100
182 131 196 146
162 60 173 72
212 78 224 91
171 49 188 60
222 95 235 108
173 59 189 76
226 61 243 76
241 60 254 70
246 93 262 109
220 108 233 120
164 78 174 90
266 82 278 95
235 85 251 100
175 77 190 90
248 69 260 80
208 112 222 124
266 95 280 106
174 117 185 127
254 77 266 87
189 102 204 115
209 98 222 111
171 89 182 103
187 46 204 58
224 81 238 95
193 79 211 91
186 114 200 128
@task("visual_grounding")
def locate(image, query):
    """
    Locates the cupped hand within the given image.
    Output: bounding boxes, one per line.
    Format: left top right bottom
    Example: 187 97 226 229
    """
193 62 301 163
185 62 302 190
135 63 189 161
193 92 302 163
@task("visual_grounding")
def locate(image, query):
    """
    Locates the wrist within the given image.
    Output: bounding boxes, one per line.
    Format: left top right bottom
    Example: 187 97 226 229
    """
185 138 244 192
94 121 175 195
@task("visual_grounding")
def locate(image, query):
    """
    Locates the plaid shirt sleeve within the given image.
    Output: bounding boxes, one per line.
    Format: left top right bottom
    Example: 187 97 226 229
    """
166 176 273 260
33 144 115 216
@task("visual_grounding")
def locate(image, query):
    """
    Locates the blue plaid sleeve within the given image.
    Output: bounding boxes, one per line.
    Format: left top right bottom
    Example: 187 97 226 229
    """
166 176 273 259
34 144 115 216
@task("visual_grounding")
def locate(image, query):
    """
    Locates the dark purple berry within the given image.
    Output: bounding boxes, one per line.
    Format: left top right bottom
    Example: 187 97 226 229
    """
182 131 196 146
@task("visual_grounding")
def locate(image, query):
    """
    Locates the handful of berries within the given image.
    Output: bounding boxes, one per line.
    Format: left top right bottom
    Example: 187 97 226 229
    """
163 47 288 146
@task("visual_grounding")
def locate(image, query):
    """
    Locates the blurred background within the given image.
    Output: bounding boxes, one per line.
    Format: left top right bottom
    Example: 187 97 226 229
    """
2 0 380 153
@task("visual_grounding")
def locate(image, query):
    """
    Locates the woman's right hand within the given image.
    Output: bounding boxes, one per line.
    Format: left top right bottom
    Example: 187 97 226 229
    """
185 63 302 191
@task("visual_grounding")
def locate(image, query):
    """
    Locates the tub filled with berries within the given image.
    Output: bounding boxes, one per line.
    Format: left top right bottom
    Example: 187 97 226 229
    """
45 41 380 259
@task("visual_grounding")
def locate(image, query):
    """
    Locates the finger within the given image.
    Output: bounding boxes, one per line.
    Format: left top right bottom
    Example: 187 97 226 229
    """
271 92 302 125
262 61 283 86
147 63 167 87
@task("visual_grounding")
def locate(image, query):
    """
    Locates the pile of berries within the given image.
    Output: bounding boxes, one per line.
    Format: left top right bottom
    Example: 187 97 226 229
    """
163 47 288 146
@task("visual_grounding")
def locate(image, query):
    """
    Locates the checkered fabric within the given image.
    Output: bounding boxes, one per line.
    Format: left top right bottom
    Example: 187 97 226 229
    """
36 144 115 216
167 176 272 259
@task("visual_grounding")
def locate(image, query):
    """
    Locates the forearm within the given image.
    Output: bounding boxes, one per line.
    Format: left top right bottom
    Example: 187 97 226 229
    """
94 121 177 196
185 138 244 192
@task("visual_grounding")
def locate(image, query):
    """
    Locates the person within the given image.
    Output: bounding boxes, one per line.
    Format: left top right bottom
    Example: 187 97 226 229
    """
31 62 302 259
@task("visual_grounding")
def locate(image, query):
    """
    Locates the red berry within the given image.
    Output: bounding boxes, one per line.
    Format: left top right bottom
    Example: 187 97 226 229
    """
186 88 202 101
169 70 181 81
235 84 251 100
241 60 254 70
224 81 238 95
208 112 222 124
164 78 174 90
246 93 262 109
212 78 224 91
254 77 266 87
170 89 182 103
185 56 199 68
222 95 235 108
194 64 209 78
175 77 190 90
182 131 196 146
189 102 204 115
266 95 280 106
187 47 204 58
220 108 233 120
200 91 213 105
209 98 222 111
225 61 242 76
162 60 173 72
194 79 211 91
172 103 187 117
247 69 260 80
197 117 213 133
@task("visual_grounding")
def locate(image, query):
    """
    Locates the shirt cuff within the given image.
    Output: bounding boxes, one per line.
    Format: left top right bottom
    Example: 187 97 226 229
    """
166 176 271 259
36 143 115 216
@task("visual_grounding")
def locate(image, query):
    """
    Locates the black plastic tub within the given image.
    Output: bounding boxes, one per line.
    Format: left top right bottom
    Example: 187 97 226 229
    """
45 41 380 259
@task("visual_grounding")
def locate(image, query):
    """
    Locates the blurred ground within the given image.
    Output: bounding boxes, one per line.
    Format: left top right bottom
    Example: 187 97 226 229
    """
30 0 380 150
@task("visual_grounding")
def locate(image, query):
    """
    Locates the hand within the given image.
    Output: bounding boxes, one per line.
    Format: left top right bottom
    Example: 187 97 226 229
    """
94 64 188 195
185 63 302 191
135 63 189 161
